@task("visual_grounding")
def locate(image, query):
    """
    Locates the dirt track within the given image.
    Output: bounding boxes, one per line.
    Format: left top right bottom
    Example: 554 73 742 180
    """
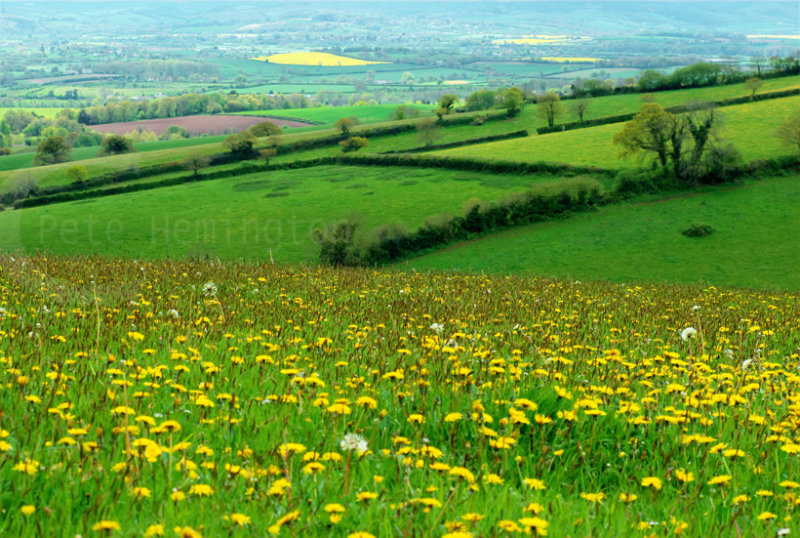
89 115 310 136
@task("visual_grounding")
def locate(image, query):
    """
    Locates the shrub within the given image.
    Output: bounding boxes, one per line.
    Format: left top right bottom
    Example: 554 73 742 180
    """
99 134 135 155
681 223 715 237
223 132 257 157
65 165 89 184
0 148 11 156
339 137 369 153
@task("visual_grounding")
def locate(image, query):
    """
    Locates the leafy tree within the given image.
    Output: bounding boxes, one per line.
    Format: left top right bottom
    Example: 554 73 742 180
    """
249 121 282 137
222 131 256 157
570 98 591 124
465 89 496 112
615 102 730 182
536 91 563 128
339 136 369 153
9 176 39 200
335 117 356 137
613 103 674 168
391 105 420 121
34 136 72 166
775 110 800 157
65 165 88 183
416 118 441 147
744 77 764 100
637 70 668 92
500 87 525 117
437 94 458 115
181 154 210 178
259 148 277 165
100 134 135 155
750 56 767 77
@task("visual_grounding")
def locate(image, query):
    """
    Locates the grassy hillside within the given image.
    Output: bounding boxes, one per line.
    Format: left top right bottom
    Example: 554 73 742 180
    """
0 135 230 173
437 96 800 168
0 165 561 262
2 255 799 536
235 103 433 126
403 174 800 290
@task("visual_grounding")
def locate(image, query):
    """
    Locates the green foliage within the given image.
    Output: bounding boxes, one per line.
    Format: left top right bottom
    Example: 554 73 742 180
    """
744 77 764 99
335 117 356 136
536 91 563 128
99 134 135 155
499 87 525 117
339 136 369 153
158 125 190 141
248 121 282 137
222 131 256 157
465 89 496 112
65 165 88 183
391 105 421 121
775 110 800 157
318 176 606 267
681 223 715 237
34 136 71 166
259 148 277 165
416 118 440 148
181 154 211 178
437 94 458 114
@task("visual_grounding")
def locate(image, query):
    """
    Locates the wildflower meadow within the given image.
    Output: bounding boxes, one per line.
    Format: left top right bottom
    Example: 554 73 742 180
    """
1 255 798 537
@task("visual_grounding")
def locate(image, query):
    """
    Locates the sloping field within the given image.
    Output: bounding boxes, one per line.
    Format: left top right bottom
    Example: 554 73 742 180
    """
89 115 311 136
0 165 555 262
404 174 800 290
435 96 800 168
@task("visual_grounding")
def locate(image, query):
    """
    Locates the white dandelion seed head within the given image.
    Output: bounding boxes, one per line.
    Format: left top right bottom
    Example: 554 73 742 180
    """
202 281 218 297
167 309 180 319
778 529 790 537
741 359 754 371
430 323 444 335
691 305 702 312
681 327 698 341
340 433 368 454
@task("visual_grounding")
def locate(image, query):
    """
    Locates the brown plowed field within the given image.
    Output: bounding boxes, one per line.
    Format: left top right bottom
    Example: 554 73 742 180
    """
89 115 310 136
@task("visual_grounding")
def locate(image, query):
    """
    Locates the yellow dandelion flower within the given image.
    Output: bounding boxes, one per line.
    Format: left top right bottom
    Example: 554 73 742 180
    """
144 524 164 537
707 475 732 486
641 477 662 490
524 478 546 490
580 492 605 503
188 484 214 496
92 520 121 531
20 505 35 516
229 513 251 527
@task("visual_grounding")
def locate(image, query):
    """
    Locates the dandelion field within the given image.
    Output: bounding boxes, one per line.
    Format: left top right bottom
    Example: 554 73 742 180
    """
1 255 799 537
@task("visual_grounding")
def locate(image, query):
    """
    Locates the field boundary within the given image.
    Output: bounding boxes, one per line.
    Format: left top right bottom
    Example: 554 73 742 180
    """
537 87 799 134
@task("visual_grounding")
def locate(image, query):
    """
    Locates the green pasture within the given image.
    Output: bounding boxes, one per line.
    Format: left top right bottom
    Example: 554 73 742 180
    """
437 96 800 169
0 165 561 263
403 174 800 290
0 135 229 176
0 107 64 119
238 103 433 126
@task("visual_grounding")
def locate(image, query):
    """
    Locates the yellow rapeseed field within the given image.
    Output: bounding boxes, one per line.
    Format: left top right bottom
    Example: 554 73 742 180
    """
541 56 599 63
250 52 387 66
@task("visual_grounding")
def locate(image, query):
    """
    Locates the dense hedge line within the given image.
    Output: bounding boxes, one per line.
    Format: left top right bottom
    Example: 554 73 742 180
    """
382 130 529 154
334 153 613 177
537 88 799 135
14 161 268 209
317 177 607 266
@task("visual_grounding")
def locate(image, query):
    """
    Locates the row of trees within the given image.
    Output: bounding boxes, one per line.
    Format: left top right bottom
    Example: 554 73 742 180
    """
73 92 310 126
613 102 800 183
